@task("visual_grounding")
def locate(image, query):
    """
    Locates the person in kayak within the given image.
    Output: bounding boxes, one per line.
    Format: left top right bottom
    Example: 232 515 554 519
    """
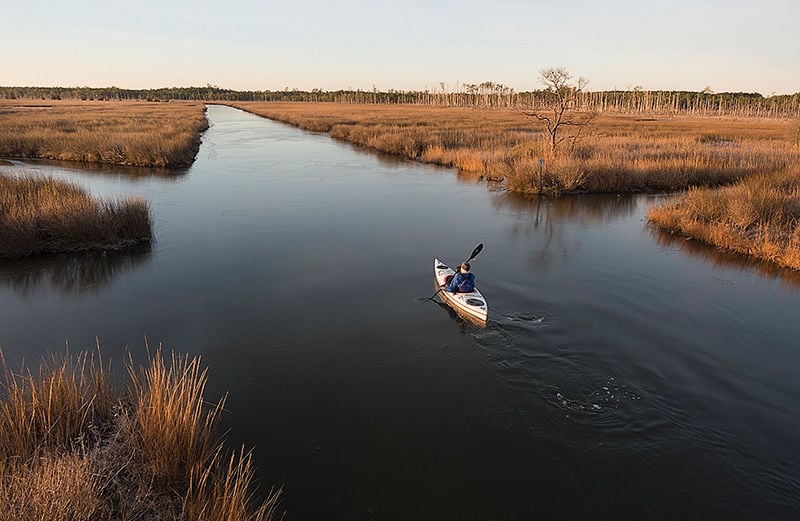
445 262 475 293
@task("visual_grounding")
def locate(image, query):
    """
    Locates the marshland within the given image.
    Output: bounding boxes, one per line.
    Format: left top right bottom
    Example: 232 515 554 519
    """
0 99 207 167
226 101 800 270
225 101 798 194
0 99 208 257
2 97 798 268
1 104 799 520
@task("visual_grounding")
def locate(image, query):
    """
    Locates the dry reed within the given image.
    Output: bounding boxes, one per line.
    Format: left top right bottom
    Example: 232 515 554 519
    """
126 350 224 489
0 347 281 521
0 99 208 167
0 172 153 258
185 447 283 521
0 349 112 460
0 450 103 521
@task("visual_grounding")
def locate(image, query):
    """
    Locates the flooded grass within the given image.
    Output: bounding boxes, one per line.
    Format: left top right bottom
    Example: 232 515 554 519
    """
0 99 208 167
0 347 281 521
0 173 152 258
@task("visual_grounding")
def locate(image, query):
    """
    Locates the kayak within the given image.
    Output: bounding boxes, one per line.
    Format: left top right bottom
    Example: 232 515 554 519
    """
434 258 488 324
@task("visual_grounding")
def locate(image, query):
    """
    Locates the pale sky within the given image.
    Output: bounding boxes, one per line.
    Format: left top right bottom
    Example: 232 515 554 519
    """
4 0 799 95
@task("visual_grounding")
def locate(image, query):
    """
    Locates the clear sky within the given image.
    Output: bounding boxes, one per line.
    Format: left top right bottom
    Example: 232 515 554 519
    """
4 0 799 95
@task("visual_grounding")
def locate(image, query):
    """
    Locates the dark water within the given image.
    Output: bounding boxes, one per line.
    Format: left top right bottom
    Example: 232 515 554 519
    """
1 105 799 520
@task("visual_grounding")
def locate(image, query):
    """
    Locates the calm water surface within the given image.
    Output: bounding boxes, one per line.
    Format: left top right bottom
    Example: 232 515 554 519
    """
1 105 799 520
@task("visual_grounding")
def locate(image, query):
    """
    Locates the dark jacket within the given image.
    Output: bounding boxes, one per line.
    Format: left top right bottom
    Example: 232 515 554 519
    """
446 271 475 293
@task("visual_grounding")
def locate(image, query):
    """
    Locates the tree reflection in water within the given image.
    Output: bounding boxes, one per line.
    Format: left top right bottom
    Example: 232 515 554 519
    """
0 244 152 297
489 192 641 271
491 192 639 225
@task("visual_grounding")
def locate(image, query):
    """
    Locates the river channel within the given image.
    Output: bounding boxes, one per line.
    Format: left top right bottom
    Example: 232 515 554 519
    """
1 105 799 520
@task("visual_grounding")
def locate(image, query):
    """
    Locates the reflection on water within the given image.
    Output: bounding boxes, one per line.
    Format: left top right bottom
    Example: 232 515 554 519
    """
549 193 639 222
0 158 186 181
0 244 152 297
492 192 640 224
1 160 158 296
648 226 800 289
428 298 490 333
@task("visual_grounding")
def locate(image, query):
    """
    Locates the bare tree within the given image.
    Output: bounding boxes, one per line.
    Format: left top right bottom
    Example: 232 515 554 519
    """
524 67 596 155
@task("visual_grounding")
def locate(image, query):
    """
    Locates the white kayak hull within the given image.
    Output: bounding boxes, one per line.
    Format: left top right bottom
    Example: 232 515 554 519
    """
434 258 488 324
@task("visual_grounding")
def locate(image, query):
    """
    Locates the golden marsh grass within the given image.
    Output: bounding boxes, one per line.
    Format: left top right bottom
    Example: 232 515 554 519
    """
225 101 799 195
0 99 208 167
0 347 281 521
0 172 152 258
648 167 800 271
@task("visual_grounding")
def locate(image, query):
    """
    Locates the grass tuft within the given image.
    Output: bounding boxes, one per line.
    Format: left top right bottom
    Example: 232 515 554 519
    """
0 346 281 520
0 172 152 258
126 349 223 489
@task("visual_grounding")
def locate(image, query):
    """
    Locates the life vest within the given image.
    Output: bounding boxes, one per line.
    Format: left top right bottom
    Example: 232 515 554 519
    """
457 273 475 292
444 272 475 293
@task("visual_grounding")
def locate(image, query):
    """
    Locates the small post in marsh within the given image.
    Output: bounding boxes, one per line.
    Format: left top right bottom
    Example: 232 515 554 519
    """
538 158 545 193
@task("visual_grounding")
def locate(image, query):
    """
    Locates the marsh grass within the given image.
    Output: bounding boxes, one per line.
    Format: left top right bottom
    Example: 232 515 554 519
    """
0 347 281 521
0 99 208 167
225 102 799 195
0 449 103 521
648 167 800 271
126 350 223 489
0 172 152 258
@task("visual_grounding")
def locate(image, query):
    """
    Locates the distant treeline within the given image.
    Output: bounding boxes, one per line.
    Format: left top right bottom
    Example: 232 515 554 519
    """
2 84 799 117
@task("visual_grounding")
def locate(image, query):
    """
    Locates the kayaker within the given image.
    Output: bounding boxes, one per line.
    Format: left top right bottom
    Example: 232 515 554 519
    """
445 262 476 293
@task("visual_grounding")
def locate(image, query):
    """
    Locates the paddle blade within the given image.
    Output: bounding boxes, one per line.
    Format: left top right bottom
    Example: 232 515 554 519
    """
467 243 484 262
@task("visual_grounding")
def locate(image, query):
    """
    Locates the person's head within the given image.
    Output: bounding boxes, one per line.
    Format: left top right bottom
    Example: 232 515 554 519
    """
460 262 470 273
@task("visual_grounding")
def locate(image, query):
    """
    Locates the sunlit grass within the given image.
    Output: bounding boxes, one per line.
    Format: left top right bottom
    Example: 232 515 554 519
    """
648 166 800 271
0 99 208 167
0 347 281 521
0 172 152 258
0 450 104 521
225 101 799 195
